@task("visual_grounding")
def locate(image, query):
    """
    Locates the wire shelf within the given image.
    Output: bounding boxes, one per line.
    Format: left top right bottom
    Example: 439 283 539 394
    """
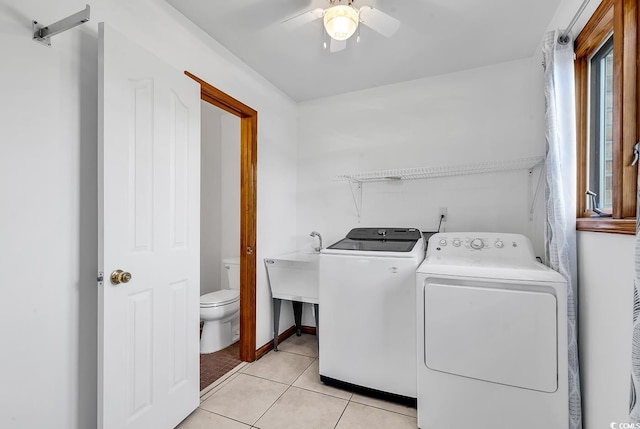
336 156 545 183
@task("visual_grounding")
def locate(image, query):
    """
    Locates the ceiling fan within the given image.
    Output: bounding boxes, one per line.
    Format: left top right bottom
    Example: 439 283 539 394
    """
282 0 401 53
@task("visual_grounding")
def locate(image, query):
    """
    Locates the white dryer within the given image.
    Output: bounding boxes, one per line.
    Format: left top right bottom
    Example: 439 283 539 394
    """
320 227 425 403
416 233 568 429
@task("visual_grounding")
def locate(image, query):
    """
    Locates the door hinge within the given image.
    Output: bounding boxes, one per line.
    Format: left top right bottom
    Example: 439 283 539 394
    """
97 271 104 286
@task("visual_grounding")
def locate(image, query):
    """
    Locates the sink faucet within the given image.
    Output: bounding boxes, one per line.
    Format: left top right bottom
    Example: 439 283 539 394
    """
310 231 322 252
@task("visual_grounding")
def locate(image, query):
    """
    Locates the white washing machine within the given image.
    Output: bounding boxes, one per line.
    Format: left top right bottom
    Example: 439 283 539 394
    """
416 233 568 429
319 227 425 403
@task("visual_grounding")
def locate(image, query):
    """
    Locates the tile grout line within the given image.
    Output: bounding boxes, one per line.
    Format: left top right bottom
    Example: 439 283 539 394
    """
247 346 317 428
198 336 323 428
289 355 316 384
269 344 359 403
250 380 294 428
333 398 350 429
200 361 248 399
271 345 318 358
231 371 291 387
289 384 352 402
196 407 254 428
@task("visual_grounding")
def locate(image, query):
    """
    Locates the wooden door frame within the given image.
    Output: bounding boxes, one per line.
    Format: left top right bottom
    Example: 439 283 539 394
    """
185 71 257 362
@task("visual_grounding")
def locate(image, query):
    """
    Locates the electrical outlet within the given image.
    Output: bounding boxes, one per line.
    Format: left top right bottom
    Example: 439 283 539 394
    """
439 207 448 221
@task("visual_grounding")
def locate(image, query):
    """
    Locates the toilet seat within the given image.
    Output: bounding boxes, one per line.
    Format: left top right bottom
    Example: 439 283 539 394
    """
200 290 240 308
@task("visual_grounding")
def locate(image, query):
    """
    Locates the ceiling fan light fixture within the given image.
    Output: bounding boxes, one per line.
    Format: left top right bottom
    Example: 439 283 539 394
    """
323 5 359 41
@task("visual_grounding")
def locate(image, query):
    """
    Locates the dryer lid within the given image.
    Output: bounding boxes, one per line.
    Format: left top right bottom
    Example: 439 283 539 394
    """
200 290 239 307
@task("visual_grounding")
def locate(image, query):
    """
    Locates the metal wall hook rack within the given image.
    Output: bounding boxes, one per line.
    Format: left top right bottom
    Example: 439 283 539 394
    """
32 4 91 47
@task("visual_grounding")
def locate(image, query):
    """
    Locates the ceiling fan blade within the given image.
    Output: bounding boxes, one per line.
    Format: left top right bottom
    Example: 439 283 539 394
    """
358 5 400 38
330 38 346 53
281 8 324 30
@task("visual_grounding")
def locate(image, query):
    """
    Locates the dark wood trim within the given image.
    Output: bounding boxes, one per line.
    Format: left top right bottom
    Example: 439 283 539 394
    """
619 0 637 217
185 71 257 117
186 71 258 363
575 0 613 58
576 217 636 234
300 326 317 335
575 0 638 230
239 113 258 363
575 57 589 217
255 325 317 360
613 0 624 217
255 326 295 360
575 0 614 219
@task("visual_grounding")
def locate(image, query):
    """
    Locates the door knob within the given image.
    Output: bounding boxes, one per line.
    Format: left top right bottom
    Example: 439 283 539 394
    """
110 269 132 285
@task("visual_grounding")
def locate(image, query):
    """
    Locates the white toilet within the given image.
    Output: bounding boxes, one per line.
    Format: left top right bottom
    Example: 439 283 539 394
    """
200 257 240 354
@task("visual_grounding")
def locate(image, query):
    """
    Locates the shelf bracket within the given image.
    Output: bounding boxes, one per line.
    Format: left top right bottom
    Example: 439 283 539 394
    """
32 4 91 47
347 180 363 223
528 163 545 221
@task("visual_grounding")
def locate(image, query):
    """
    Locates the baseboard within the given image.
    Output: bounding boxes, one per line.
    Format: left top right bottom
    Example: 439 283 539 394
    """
255 325 317 360
300 326 317 335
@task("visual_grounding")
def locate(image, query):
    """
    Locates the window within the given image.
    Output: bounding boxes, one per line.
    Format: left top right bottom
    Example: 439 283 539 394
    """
575 0 638 234
588 37 614 211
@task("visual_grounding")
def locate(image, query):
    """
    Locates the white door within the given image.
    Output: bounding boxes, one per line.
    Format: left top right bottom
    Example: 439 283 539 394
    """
97 23 200 429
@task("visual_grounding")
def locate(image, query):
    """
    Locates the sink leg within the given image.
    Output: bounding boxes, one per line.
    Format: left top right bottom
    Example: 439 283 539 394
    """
292 300 303 336
273 298 282 351
313 304 319 340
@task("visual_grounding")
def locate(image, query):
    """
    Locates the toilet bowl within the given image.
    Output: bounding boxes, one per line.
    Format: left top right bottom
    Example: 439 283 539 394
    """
200 257 240 354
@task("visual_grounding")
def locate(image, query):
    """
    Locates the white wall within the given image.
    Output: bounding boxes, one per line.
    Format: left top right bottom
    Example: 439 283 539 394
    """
0 0 297 428
219 113 240 288
201 102 222 294
297 58 545 255
577 232 634 428
200 103 241 294
295 58 546 326
541 0 635 427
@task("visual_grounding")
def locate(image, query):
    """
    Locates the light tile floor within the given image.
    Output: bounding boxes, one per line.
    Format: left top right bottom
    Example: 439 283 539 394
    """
177 333 418 429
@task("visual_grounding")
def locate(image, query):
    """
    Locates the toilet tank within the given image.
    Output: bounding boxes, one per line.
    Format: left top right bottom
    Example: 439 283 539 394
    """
223 257 241 290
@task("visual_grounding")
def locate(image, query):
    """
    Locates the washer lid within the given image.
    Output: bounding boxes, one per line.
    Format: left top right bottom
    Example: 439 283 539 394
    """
200 290 239 307
327 227 422 252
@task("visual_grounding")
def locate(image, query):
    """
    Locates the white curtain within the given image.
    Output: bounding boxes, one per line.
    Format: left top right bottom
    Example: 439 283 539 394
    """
630 165 640 420
542 30 583 429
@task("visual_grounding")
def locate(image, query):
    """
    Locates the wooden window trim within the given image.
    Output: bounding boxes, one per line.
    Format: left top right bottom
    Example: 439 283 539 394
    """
575 0 638 235
576 217 636 233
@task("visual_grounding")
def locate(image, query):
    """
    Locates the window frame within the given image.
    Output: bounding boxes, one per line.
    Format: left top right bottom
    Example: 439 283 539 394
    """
574 0 638 235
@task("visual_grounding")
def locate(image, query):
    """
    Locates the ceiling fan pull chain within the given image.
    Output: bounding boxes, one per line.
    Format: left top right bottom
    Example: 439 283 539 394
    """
322 18 328 49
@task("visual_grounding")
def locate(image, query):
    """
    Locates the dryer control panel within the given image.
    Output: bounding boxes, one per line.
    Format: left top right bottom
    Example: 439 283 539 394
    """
426 233 537 266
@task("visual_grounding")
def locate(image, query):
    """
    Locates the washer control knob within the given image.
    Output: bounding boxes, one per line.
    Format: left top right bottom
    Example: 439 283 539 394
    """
438 238 447 246
495 240 504 248
377 229 387 236
452 239 461 247
470 238 484 250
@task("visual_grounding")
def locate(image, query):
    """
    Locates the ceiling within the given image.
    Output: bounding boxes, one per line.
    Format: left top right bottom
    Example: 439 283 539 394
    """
164 0 561 102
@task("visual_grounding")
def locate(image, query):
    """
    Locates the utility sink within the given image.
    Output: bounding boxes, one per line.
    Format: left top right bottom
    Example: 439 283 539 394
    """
265 252 320 350
264 252 319 304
